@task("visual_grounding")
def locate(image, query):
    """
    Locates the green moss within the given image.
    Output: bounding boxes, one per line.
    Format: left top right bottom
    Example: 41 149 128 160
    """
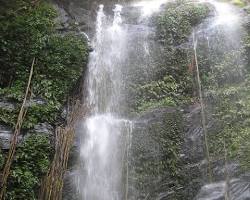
137 97 177 112
206 78 250 168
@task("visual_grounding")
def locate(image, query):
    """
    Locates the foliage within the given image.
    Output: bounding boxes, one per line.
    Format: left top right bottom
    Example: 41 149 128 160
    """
0 0 89 199
232 0 247 7
206 78 250 168
130 111 183 199
193 9 250 172
0 0 89 129
245 35 250 70
128 2 211 198
157 0 210 46
129 1 210 113
6 134 53 200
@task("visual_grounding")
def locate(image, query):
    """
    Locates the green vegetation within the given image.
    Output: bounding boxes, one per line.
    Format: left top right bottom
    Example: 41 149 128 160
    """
129 1 211 199
0 0 89 199
157 1 210 46
130 0 210 113
130 0 250 197
193 4 250 173
203 53 250 171
231 0 247 7
6 134 52 200
131 111 183 199
0 0 89 129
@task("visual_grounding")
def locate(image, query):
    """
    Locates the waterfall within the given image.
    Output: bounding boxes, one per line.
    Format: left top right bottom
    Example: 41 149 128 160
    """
71 0 247 199
77 4 133 200
73 1 169 199
133 0 168 17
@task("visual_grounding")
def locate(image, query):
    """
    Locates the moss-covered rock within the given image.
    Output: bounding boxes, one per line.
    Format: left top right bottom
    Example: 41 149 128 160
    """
130 108 184 199
128 1 213 199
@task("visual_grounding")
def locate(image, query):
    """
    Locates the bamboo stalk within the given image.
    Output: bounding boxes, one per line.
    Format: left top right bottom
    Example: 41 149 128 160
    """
0 58 35 200
224 139 230 200
39 102 86 200
193 32 212 183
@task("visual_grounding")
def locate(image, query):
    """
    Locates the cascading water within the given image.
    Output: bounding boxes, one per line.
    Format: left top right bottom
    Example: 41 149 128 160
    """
70 0 249 199
74 1 169 199
76 4 133 200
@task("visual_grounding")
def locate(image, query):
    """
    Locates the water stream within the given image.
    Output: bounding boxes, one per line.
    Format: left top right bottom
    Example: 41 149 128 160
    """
73 0 248 199
77 4 133 200
75 1 167 199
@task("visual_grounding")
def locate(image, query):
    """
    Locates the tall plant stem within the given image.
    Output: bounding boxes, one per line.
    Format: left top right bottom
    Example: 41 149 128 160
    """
193 32 212 183
0 58 35 200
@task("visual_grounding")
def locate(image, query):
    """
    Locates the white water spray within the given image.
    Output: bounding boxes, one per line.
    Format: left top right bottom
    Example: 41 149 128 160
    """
211 0 239 27
199 0 240 27
132 0 169 17
77 4 133 200
75 1 171 199
194 0 246 199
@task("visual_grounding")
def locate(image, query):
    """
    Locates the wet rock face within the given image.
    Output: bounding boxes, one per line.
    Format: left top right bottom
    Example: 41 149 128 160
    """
130 107 184 199
178 105 208 199
52 0 142 37
63 170 79 200
0 122 54 150
51 0 95 37
0 100 15 111
182 104 205 163
0 97 53 150
196 174 250 200
176 104 242 199
180 104 249 199
30 123 54 136
0 124 18 150
196 181 225 200
126 104 234 199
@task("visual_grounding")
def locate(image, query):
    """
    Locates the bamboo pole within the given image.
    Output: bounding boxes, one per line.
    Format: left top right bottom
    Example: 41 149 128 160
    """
0 58 35 200
39 102 86 200
224 139 230 200
193 32 212 183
